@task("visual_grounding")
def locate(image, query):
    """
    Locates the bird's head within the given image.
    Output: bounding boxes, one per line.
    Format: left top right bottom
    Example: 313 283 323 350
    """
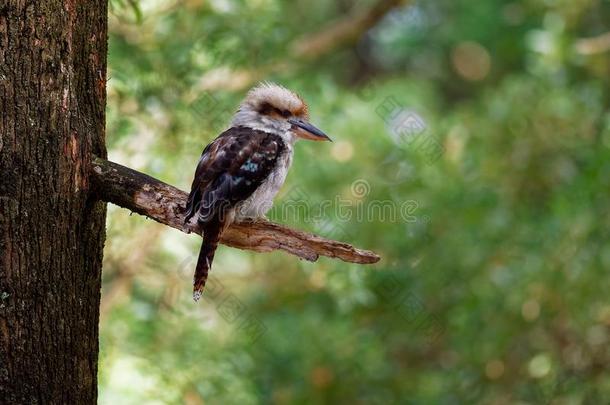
231 82 331 143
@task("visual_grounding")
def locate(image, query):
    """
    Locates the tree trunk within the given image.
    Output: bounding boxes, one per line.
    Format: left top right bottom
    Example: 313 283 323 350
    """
0 1 107 403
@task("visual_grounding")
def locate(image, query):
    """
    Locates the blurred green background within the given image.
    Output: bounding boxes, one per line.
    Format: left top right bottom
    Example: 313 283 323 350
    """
100 0 610 403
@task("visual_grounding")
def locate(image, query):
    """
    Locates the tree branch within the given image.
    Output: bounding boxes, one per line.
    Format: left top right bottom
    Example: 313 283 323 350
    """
196 0 410 92
292 0 409 59
575 32 610 55
91 157 381 265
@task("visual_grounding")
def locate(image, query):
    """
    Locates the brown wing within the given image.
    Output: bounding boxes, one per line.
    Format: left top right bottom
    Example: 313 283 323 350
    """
184 126 285 224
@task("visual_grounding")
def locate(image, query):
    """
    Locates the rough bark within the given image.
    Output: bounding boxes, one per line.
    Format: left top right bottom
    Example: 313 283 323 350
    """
91 158 380 265
0 1 107 403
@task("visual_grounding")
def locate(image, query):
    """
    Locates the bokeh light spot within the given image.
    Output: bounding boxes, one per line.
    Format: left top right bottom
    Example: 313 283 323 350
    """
521 299 540 322
331 140 354 162
528 354 552 378
451 41 491 81
485 359 505 380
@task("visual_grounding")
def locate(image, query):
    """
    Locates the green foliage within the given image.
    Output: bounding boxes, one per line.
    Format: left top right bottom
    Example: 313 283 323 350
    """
101 0 610 403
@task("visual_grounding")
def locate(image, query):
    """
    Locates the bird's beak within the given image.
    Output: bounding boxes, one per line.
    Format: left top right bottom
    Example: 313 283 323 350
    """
288 118 332 142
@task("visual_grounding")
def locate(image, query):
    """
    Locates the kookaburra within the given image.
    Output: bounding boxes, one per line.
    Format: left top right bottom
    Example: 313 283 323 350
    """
185 82 331 301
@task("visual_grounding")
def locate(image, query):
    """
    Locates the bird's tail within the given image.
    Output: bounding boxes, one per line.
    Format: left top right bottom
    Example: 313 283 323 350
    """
193 220 223 302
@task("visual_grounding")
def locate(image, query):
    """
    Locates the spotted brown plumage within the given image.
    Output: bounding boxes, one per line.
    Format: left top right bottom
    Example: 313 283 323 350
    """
185 126 286 299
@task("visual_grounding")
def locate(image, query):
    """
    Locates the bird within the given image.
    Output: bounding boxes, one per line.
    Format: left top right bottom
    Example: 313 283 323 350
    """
184 82 332 301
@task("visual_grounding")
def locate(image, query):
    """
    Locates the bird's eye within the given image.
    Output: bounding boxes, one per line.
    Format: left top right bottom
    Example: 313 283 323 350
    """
258 102 273 115
274 108 291 118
